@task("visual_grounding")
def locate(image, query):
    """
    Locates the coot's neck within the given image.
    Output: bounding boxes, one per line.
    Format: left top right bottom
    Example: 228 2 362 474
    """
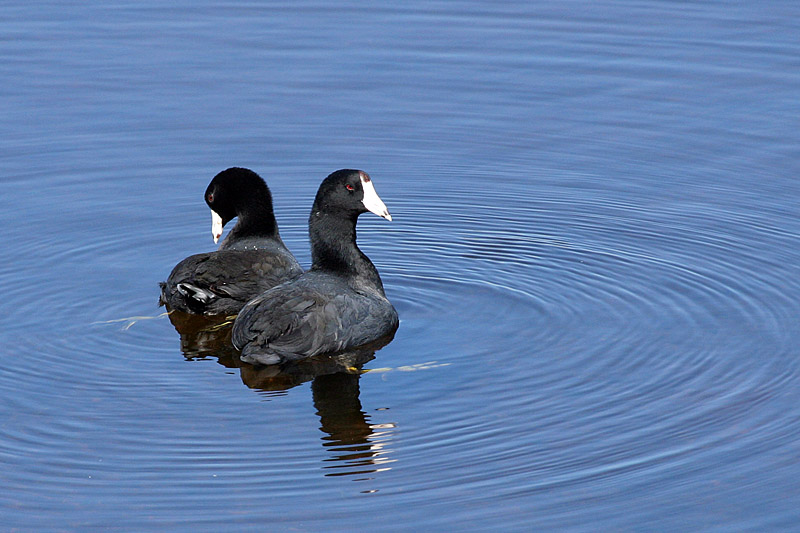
309 209 385 295
223 200 282 246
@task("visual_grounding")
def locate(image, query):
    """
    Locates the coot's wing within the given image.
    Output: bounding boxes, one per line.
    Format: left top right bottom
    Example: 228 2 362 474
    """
232 276 372 364
161 250 302 315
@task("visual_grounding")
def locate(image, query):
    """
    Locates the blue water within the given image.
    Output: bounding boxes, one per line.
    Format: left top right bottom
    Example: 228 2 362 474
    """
2 1 800 531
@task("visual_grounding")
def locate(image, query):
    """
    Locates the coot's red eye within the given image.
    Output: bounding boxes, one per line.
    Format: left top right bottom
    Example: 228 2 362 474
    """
345 184 355 191
207 193 214 202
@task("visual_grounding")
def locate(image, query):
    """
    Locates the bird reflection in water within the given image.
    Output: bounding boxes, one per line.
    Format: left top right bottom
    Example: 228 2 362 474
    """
313 372 396 479
166 309 397 480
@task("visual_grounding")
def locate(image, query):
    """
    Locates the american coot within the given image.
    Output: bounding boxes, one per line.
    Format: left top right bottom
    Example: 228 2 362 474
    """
232 169 399 365
159 167 302 316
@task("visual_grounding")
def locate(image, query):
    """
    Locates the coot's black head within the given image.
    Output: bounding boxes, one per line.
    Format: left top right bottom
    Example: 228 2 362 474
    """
204 167 274 243
313 169 392 221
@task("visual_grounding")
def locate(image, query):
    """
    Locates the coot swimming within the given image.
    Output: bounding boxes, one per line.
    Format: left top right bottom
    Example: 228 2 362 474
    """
159 167 302 316
232 169 398 365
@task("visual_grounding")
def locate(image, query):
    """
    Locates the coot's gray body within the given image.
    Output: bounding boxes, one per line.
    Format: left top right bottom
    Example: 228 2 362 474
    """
159 167 302 316
232 169 398 365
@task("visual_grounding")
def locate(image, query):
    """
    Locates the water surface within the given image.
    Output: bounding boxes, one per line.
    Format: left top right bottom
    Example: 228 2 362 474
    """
2 1 799 531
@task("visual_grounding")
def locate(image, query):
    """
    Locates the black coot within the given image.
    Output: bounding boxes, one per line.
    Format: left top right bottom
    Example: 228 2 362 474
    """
232 169 398 365
159 167 302 316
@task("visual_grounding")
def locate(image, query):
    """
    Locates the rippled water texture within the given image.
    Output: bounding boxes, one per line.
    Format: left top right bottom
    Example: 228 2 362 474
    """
2 1 800 531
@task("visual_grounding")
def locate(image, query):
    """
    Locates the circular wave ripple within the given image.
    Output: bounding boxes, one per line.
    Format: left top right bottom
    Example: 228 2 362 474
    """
2 172 799 528
364 176 800 526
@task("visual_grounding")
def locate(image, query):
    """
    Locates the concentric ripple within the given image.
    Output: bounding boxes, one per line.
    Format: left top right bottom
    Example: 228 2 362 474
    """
355 172 800 528
3 162 800 530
